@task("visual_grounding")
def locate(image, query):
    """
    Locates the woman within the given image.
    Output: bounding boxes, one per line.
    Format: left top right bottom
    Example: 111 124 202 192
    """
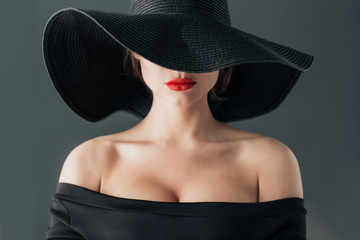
43 1 314 239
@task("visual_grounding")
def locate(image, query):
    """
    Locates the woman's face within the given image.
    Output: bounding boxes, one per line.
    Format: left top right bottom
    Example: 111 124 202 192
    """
132 53 219 105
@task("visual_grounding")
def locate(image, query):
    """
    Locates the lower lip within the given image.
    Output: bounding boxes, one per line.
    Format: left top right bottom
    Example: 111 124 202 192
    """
165 82 196 91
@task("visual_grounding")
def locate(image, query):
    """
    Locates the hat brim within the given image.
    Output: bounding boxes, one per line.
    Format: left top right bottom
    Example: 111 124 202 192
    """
42 7 314 122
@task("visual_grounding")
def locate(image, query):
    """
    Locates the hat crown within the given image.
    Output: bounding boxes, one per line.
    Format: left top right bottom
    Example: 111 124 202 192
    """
129 0 231 26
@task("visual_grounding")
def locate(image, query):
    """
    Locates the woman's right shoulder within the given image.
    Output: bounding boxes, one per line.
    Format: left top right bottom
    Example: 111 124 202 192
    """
58 136 117 192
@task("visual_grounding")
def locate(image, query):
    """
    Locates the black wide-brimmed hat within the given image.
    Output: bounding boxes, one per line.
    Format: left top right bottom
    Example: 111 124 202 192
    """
42 0 314 123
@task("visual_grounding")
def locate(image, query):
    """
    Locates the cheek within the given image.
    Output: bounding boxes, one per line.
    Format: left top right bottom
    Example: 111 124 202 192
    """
195 79 217 94
140 63 165 90
201 72 220 92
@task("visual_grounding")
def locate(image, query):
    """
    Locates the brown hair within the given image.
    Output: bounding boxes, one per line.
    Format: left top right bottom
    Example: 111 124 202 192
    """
122 48 232 108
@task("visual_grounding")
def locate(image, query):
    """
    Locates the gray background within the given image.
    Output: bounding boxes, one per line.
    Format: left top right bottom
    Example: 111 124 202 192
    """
0 0 358 239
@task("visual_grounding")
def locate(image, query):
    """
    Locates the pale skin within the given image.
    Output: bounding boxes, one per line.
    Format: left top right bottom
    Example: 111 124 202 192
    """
58 52 304 203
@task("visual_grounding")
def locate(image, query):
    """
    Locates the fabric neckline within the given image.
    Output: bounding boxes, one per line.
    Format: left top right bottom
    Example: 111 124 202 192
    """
54 182 306 218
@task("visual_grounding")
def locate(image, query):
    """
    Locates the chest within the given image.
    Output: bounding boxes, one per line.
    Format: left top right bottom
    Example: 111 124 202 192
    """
100 142 259 203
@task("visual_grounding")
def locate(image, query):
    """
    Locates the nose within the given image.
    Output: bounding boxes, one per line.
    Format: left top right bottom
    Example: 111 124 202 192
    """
176 72 190 79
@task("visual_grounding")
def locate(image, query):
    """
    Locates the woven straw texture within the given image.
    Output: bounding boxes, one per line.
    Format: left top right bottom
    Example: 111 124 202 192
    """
42 0 314 122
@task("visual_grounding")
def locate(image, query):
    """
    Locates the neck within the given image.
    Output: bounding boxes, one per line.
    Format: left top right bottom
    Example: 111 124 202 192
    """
135 95 223 146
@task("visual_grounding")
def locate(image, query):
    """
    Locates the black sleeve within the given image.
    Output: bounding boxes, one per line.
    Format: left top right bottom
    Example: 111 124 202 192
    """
267 211 307 240
46 197 85 240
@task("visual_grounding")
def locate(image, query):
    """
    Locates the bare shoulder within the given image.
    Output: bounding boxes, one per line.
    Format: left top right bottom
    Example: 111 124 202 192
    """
246 135 304 202
58 136 117 192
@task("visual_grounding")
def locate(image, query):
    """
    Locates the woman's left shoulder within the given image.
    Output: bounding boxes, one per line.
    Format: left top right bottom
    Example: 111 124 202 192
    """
238 133 304 201
248 135 295 156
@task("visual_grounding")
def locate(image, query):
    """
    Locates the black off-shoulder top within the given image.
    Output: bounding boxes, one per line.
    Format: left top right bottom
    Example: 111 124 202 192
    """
46 182 307 240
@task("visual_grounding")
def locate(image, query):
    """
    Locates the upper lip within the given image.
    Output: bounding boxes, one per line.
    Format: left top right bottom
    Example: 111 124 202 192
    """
165 78 197 84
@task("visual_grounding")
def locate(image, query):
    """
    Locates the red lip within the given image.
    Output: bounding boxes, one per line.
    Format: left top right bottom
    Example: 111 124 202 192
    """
165 78 197 91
